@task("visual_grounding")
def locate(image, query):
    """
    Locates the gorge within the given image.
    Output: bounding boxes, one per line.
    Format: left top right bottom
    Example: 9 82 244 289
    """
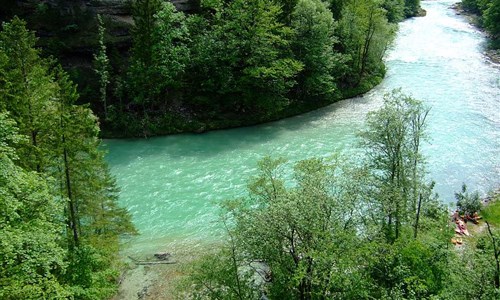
104 0 499 256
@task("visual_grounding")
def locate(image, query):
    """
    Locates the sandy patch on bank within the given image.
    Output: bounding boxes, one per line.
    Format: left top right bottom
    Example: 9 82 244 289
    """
113 257 188 300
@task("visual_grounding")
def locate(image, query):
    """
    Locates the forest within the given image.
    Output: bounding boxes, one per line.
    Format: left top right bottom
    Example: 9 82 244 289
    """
460 0 500 47
0 18 136 299
176 90 500 299
109 0 426 137
1 0 500 299
1 0 423 137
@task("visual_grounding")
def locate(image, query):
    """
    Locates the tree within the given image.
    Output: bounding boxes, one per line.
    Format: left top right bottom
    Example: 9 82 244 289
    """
50 64 136 243
484 0 500 38
0 113 70 299
0 18 136 298
383 0 405 23
128 0 189 120
127 0 163 118
275 0 300 24
291 0 342 99
454 184 482 216
360 89 430 242
0 16 56 172
486 222 500 289
186 156 373 299
47 65 137 298
187 0 303 115
151 2 190 105
326 0 348 20
93 14 110 120
338 0 396 85
404 0 421 18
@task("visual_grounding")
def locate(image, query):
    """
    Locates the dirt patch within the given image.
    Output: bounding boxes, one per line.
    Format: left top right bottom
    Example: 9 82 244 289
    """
113 264 159 300
114 242 220 299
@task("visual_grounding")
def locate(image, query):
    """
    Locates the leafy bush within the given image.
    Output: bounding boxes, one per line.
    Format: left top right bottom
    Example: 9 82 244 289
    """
455 184 482 216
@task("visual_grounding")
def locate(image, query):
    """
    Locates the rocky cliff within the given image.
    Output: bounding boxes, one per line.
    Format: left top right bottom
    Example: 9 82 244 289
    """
5 1 198 16
0 1 199 105
1 1 199 57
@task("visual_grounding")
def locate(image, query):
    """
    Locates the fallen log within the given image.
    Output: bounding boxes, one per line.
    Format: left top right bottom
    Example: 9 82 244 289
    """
133 260 176 265
128 256 177 265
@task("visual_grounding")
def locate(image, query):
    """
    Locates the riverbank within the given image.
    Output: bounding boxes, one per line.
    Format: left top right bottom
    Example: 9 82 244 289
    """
106 1 500 297
452 190 500 244
451 2 500 65
115 191 500 299
101 74 384 138
113 242 222 300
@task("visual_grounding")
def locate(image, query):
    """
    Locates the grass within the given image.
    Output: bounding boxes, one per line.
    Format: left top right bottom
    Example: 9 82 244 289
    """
480 193 500 227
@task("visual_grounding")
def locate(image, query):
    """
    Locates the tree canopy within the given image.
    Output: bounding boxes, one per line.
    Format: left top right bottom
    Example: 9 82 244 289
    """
181 89 500 299
0 17 136 299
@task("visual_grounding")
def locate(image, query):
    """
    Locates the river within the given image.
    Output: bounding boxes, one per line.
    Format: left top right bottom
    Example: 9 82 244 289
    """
104 0 499 255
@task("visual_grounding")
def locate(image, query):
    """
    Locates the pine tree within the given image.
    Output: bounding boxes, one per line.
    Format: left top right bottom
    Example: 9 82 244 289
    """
93 14 110 120
128 0 163 118
0 17 56 172
1 18 136 298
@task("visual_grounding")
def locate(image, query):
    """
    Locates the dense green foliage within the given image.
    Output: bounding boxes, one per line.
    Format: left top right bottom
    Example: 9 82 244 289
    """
94 14 111 121
461 0 500 46
0 113 70 299
181 90 500 299
0 1 426 137
455 183 482 216
360 89 430 241
291 0 341 99
101 0 421 137
0 18 136 299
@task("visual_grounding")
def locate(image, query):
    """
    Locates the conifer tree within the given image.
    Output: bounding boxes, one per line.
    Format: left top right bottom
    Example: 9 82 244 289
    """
128 0 163 118
1 18 136 298
94 14 110 120
0 17 56 172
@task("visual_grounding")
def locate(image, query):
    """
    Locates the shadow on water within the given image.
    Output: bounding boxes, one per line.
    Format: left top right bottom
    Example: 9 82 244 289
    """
103 93 377 166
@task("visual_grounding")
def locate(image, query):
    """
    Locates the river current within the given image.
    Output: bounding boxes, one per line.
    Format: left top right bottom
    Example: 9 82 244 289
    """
105 0 499 255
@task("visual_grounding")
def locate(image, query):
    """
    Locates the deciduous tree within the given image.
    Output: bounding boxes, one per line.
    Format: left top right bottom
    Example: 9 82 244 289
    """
360 89 430 242
0 113 70 299
291 0 342 99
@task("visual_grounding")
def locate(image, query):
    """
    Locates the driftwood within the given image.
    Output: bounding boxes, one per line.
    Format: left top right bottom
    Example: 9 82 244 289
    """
154 252 171 260
128 256 176 265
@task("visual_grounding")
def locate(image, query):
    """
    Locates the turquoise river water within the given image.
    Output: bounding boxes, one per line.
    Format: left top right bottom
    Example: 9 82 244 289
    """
105 0 499 255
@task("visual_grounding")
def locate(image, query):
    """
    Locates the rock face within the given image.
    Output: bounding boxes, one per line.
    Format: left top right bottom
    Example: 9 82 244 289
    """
88 0 132 15
11 0 197 15
171 0 198 11
0 0 199 104
1 0 199 56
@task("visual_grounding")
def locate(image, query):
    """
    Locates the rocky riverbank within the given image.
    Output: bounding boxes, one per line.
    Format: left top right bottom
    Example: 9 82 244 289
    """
451 2 500 65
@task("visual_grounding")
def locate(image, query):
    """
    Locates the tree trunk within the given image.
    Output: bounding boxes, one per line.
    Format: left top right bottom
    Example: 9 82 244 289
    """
414 193 422 239
31 129 40 172
63 138 79 248
486 222 499 289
